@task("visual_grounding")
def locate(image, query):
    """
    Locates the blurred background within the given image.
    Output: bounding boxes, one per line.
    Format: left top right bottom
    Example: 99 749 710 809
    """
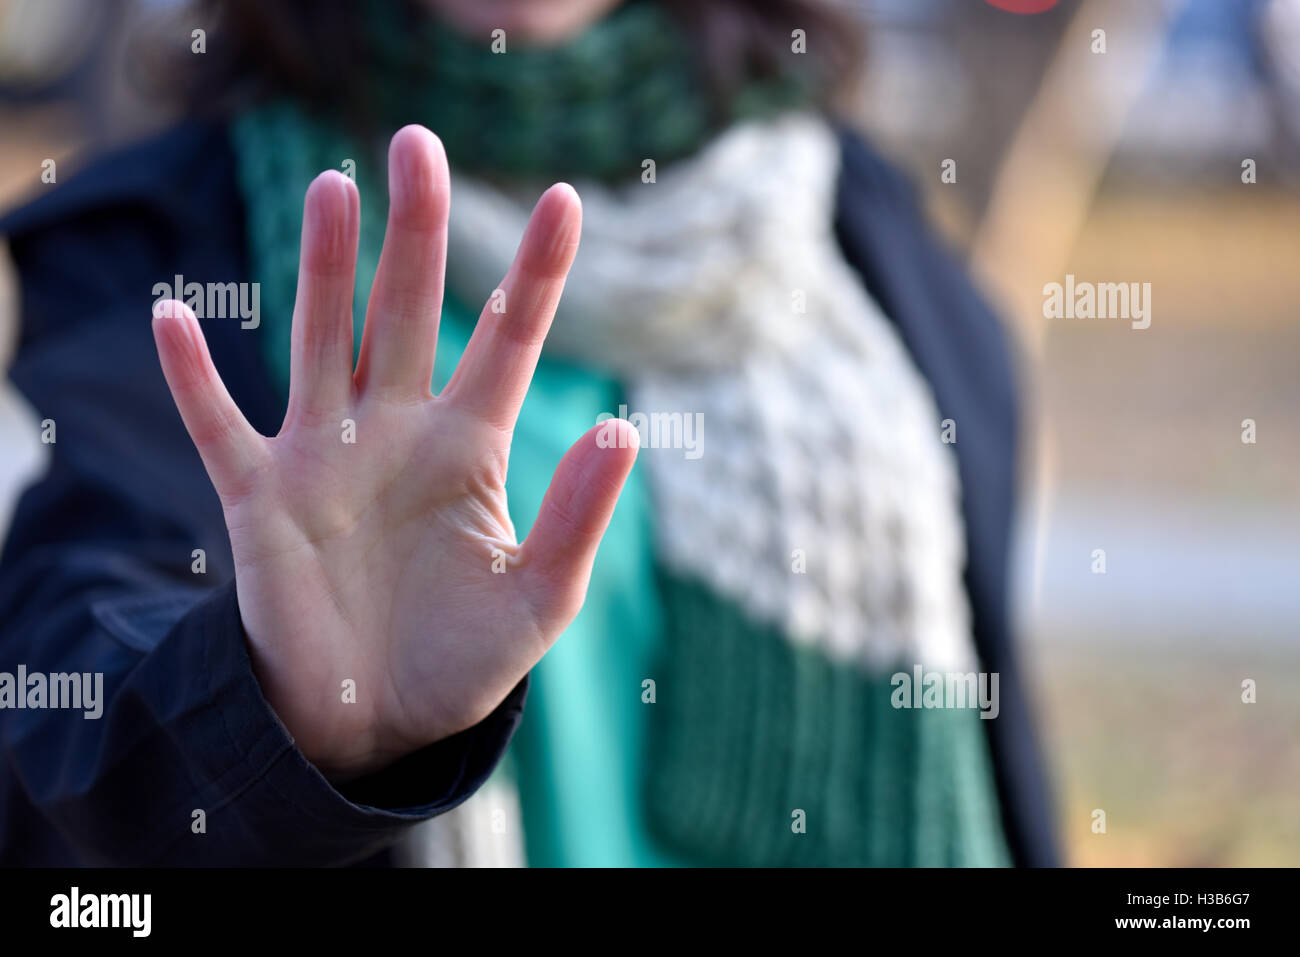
1 0 1296 865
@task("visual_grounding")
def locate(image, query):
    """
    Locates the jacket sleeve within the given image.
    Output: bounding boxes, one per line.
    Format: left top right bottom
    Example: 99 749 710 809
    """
0 134 526 866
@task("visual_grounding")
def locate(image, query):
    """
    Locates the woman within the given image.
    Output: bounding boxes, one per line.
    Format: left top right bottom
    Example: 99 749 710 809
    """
0 0 1057 865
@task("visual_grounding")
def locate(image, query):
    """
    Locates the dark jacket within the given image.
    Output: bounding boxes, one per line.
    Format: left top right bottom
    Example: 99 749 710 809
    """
0 120 1059 866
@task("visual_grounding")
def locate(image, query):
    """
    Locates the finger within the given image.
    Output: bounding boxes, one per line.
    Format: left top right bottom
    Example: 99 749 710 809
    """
443 183 581 430
152 300 269 503
354 125 449 399
285 171 360 425
518 419 639 635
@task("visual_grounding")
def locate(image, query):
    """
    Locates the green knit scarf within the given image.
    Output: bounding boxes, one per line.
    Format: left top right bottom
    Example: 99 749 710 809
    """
230 0 1011 867
361 0 718 182
232 0 805 400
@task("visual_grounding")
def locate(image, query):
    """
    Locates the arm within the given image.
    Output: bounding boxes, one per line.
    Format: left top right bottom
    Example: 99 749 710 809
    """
0 125 636 864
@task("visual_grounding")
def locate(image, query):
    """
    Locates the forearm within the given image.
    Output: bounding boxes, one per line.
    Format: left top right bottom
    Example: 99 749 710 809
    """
0 551 526 865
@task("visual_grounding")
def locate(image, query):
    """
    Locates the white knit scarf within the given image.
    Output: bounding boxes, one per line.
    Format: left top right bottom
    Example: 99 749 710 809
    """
407 113 979 866
447 112 976 672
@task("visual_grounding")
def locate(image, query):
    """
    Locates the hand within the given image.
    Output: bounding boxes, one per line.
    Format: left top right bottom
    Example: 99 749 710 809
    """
152 125 639 780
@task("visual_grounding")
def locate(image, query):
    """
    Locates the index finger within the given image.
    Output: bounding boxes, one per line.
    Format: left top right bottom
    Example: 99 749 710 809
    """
441 183 582 430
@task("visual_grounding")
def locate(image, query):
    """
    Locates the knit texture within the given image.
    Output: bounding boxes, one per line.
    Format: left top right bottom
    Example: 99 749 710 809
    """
444 113 979 674
645 571 1009 866
363 0 709 182
441 113 1010 865
359 0 807 183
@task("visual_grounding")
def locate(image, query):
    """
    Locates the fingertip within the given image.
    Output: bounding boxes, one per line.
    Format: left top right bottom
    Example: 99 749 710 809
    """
539 182 582 233
518 417 640 622
391 123 445 157
304 170 360 271
387 125 450 227
590 418 640 475
525 184 583 277
603 417 639 453
618 418 640 452
388 124 448 182
545 181 581 211
308 168 359 207
151 298 195 345
151 299 210 389
152 297 193 321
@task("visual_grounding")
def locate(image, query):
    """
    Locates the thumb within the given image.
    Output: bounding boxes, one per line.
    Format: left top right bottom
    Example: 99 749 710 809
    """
518 419 640 636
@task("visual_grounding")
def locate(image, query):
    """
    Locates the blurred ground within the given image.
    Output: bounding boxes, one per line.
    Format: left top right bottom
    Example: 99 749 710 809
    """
0 108 81 536
1044 643 1300 866
1022 186 1300 867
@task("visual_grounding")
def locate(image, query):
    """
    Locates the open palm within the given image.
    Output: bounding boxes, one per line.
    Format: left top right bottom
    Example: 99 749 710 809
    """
152 126 638 780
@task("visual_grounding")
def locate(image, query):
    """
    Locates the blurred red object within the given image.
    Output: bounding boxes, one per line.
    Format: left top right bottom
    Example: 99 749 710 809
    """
983 0 1060 13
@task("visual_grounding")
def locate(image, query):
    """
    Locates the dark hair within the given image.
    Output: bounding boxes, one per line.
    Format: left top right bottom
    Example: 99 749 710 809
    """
134 0 864 122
